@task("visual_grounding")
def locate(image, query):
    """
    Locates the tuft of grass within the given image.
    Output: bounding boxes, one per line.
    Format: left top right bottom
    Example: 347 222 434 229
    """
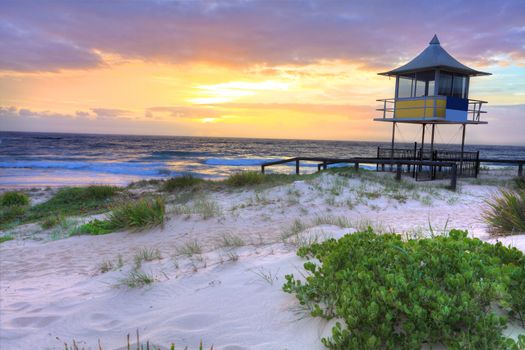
193 198 221 219
313 215 352 228
76 219 116 235
177 239 202 257
514 177 525 191
225 171 265 187
217 233 245 248
98 256 124 274
175 198 222 219
63 330 214 350
0 235 14 244
0 191 29 207
164 175 204 192
0 205 27 229
281 219 307 241
108 197 165 231
120 269 155 288
30 185 119 220
483 190 525 235
134 248 162 268
40 215 64 229
252 267 279 285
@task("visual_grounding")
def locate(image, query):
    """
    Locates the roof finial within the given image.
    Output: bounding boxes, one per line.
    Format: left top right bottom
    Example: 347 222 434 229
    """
430 34 440 45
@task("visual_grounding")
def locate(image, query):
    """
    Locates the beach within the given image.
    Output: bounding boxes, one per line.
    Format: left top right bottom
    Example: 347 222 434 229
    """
1 169 525 349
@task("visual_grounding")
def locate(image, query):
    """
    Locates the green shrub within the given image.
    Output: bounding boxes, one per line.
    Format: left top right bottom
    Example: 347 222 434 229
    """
484 190 525 235
164 175 203 191
108 197 165 231
0 191 29 207
0 235 14 244
283 229 525 349
77 219 116 235
225 171 265 187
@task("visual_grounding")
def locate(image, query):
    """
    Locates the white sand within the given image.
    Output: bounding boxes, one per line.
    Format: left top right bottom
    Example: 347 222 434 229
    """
1 174 524 349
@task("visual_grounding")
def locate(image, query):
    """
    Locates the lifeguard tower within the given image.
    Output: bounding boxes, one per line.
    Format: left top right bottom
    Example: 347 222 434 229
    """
375 35 491 179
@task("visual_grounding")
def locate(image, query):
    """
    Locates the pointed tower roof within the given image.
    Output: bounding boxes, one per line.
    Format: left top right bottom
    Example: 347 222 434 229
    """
379 35 491 77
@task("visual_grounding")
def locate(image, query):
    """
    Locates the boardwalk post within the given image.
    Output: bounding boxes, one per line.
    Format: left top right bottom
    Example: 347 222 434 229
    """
354 162 359 172
450 164 457 191
323 161 327 170
519 163 523 177
295 159 300 175
396 163 402 181
261 165 265 174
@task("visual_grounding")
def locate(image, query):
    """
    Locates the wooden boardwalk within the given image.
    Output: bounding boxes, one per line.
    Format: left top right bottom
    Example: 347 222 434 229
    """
260 156 525 192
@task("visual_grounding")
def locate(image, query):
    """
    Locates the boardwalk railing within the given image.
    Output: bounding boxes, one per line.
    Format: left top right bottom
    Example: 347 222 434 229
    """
261 156 525 192
261 157 460 191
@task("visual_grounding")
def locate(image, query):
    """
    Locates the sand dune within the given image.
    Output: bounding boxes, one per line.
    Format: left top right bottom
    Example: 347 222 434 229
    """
1 174 524 349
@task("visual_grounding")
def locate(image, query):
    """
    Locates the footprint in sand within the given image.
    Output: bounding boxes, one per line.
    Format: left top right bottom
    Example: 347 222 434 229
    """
5 302 31 312
10 315 59 328
170 313 220 331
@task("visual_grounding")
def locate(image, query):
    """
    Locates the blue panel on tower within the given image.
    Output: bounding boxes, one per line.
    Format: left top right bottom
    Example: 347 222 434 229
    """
446 96 468 111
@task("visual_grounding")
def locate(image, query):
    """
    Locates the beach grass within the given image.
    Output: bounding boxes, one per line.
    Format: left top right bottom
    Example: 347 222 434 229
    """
177 239 202 257
0 235 14 244
164 175 204 191
30 185 120 219
108 197 165 231
514 176 525 190
63 331 213 350
0 191 29 207
76 219 116 235
120 269 155 288
40 214 65 229
134 247 162 268
484 189 525 235
225 171 266 187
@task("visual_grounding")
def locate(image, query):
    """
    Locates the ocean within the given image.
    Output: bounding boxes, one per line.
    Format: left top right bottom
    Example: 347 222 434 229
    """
1 131 524 188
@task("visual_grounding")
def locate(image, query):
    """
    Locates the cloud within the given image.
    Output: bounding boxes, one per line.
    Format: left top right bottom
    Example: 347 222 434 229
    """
145 106 221 119
0 21 102 72
0 0 523 72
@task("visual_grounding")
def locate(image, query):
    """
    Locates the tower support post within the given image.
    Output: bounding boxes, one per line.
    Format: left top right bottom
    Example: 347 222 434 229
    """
460 124 466 175
390 122 396 171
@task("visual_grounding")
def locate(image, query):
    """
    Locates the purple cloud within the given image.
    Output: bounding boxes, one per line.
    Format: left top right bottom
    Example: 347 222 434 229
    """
0 0 524 72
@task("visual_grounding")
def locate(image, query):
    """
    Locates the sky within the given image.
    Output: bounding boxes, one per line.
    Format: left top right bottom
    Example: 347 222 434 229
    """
0 0 524 145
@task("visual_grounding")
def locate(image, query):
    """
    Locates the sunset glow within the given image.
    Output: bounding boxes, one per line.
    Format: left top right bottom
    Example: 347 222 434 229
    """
1 0 524 144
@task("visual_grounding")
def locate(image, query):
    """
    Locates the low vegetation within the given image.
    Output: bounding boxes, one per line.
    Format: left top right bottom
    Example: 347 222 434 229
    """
98 255 124 273
77 219 116 235
134 247 162 268
176 239 202 257
120 269 155 288
225 171 266 187
63 331 213 350
164 174 204 191
0 191 29 207
484 189 525 235
514 176 525 190
0 235 14 244
40 214 64 229
284 229 525 349
32 185 119 218
108 197 165 231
